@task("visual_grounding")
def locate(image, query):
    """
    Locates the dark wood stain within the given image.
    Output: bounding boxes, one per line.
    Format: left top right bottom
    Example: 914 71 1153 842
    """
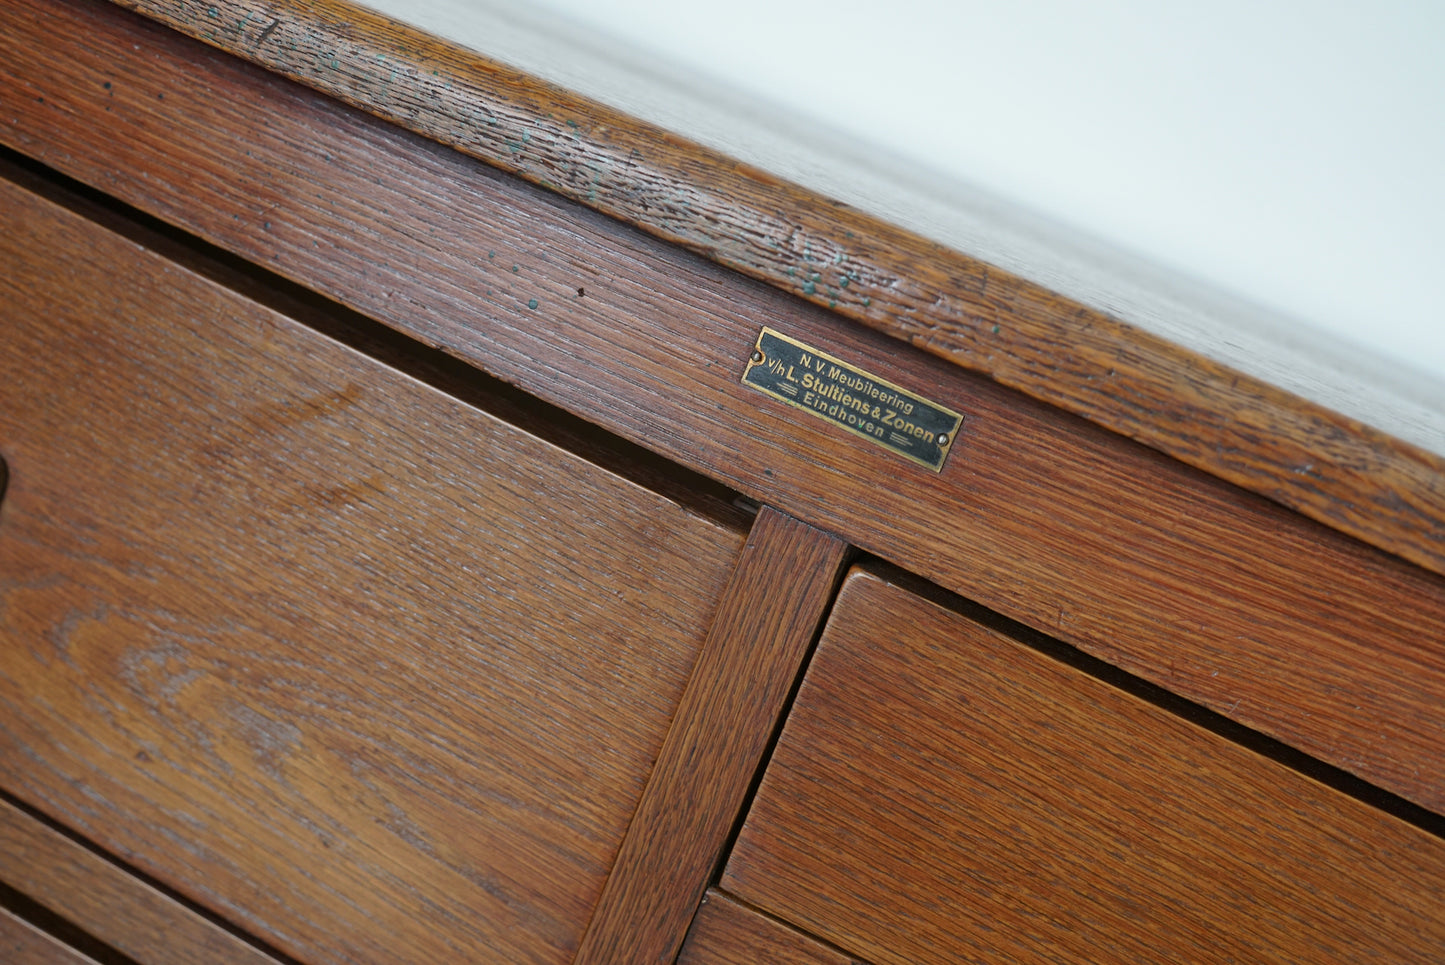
724 568 1445 965
3 0 1442 812
100 0 1445 581
0 177 744 965
574 509 848 965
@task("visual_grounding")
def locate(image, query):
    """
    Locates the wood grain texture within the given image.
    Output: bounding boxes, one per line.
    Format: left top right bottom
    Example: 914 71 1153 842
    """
0 798 279 965
725 569 1445 965
0 908 99 965
677 891 866 965
574 508 847 965
0 177 745 965
98 0 1445 581
3 0 1442 812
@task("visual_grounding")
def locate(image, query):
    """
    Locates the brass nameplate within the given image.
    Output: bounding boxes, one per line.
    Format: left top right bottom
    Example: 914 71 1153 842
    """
742 328 962 471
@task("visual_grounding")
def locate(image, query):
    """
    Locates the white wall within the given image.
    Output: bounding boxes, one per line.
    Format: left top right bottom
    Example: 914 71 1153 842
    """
359 0 1445 454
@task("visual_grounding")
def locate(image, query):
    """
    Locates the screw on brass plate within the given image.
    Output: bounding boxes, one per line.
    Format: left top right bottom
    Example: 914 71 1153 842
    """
937 434 950 447
750 350 764 364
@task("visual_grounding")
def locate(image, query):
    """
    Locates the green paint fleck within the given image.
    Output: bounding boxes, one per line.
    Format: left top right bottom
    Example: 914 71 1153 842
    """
566 119 579 128
845 230 854 239
528 298 539 310
786 267 795 276
839 277 849 288
862 297 871 307
207 5 218 17
331 59 340 69
512 265 520 273
803 281 816 295
991 324 1000 334
834 251 844 264
810 272 820 281
829 299 837 308
488 251 495 259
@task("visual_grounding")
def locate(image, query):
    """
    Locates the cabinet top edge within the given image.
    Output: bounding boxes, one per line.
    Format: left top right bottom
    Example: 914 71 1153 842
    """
107 0 1445 580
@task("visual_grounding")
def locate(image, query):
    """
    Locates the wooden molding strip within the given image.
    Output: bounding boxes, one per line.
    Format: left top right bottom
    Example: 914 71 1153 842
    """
678 890 869 965
0 906 100 965
5 0 1443 812
575 508 848 965
106 0 1445 580
0 799 280 965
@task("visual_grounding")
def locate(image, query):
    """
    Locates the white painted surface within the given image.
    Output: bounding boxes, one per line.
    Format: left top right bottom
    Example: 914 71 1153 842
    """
358 0 1445 455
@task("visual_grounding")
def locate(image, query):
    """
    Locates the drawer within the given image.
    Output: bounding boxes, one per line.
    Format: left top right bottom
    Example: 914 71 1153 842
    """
0 177 744 964
724 568 1445 964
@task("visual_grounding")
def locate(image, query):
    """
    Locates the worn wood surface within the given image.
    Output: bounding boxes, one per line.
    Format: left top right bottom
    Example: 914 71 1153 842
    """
676 891 866 965
3 0 1442 812
725 569 1445 965
0 908 99 965
0 177 745 965
94 0 1445 581
574 509 847 965
0 798 279 965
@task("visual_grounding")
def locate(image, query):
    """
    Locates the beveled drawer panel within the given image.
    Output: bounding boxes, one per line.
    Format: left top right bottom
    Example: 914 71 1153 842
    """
0 177 744 965
724 568 1445 964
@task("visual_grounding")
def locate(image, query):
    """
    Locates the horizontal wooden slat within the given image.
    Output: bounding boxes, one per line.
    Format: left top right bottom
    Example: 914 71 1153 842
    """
107 0 1445 581
725 569 1445 965
0 176 743 965
0 908 98 965
677 890 866 965
3 0 1441 812
0 798 279 965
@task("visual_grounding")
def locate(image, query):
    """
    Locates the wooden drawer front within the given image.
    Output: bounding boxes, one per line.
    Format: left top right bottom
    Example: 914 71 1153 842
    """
0 179 744 965
724 569 1445 964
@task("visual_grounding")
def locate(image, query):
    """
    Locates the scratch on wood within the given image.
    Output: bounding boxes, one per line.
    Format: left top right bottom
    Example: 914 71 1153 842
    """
254 17 279 48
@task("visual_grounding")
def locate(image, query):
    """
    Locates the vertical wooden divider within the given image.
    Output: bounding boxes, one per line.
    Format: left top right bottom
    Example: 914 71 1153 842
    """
573 507 849 965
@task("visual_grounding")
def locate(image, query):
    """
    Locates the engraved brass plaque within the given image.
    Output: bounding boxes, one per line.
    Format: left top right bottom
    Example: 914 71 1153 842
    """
742 328 963 471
